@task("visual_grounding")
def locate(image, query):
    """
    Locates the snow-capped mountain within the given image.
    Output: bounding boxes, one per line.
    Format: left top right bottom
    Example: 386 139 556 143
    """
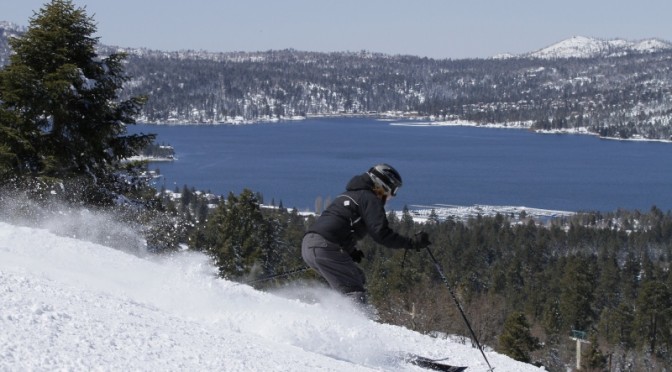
526 35 672 59
0 217 540 371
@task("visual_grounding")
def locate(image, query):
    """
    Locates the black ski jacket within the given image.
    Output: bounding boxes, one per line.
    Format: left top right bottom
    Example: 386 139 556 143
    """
307 173 413 252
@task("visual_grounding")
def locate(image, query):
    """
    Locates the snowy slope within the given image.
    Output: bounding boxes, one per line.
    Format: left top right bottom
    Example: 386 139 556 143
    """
0 220 543 371
527 35 672 59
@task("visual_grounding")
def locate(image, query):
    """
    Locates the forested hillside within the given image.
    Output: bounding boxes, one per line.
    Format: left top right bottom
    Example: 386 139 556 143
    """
2 21 672 140
115 48 672 140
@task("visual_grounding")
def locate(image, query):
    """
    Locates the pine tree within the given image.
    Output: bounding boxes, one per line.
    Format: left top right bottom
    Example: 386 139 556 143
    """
614 303 635 348
498 311 540 363
399 205 415 235
594 251 621 310
0 108 33 179
0 0 153 202
428 209 440 224
620 252 641 304
202 189 281 279
632 280 671 354
583 334 607 371
559 256 596 332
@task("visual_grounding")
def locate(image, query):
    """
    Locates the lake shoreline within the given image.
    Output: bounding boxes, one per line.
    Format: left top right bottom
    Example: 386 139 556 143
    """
137 112 672 144
130 118 672 213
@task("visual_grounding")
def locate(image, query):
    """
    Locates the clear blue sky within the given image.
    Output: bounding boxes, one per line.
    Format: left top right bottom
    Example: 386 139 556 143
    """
2 0 671 59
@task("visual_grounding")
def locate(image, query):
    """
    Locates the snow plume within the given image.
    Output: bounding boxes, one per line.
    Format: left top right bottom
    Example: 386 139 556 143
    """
0 190 147 256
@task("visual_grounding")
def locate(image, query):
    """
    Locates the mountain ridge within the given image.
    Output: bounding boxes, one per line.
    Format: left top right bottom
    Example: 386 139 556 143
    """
3 21 670 61
2 21 672 141
92 35 672 62
525 35 672 59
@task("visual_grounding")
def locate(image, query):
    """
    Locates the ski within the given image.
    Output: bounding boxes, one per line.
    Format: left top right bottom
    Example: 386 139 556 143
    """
402 353 467 372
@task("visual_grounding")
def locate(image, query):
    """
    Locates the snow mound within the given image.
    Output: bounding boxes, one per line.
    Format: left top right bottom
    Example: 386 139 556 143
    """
0 221 543 371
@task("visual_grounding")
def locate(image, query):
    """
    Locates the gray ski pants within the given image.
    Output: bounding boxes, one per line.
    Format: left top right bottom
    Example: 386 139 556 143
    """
301 232 366 294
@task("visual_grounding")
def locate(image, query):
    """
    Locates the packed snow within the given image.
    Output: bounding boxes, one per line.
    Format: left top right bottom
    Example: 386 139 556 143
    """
0 210 544 371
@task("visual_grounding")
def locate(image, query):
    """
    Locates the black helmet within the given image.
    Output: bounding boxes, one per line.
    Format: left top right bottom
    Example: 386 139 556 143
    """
368 163 402 197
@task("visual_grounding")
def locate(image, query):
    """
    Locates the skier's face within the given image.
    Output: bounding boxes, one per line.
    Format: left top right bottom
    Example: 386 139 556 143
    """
373 186 390 203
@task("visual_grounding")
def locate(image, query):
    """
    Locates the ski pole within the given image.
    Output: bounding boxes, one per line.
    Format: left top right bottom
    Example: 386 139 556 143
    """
244 265 311 285
425 245 494 372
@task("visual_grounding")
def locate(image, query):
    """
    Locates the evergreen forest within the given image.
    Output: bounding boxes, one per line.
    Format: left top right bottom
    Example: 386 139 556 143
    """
114 47 672 141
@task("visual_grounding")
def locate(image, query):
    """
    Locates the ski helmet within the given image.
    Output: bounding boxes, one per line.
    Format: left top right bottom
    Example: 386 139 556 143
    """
368 163 402 197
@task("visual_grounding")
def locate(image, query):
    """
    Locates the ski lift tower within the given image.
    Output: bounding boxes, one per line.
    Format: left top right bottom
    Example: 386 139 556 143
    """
570 330 590 370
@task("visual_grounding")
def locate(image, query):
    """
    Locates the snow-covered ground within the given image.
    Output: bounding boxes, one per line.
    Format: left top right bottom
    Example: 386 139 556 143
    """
389 119 672 144
0 214 544 371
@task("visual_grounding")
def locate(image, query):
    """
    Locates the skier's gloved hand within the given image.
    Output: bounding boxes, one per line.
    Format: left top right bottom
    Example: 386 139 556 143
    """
411 232 431 251
350 249 365 263
344 235 357 252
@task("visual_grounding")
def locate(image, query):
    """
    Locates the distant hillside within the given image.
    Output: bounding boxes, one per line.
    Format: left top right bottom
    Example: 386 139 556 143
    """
0 21 25 66
525 35 672 59
2 21 671 140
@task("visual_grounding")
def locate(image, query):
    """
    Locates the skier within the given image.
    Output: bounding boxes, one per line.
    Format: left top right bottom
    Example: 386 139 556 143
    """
302 163 431 304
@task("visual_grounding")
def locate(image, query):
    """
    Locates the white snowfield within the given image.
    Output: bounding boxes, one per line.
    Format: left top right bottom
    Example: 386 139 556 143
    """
0 220 544 371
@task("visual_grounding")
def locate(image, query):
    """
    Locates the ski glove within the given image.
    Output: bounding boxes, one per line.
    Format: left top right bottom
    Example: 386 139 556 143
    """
411 232 431 251
350 249 365 263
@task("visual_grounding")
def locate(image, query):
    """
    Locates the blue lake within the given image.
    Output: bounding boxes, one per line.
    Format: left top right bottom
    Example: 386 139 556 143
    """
129 118 672 213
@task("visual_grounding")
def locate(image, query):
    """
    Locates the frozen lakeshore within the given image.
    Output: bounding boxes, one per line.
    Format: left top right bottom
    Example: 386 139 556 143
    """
405 204 575 223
